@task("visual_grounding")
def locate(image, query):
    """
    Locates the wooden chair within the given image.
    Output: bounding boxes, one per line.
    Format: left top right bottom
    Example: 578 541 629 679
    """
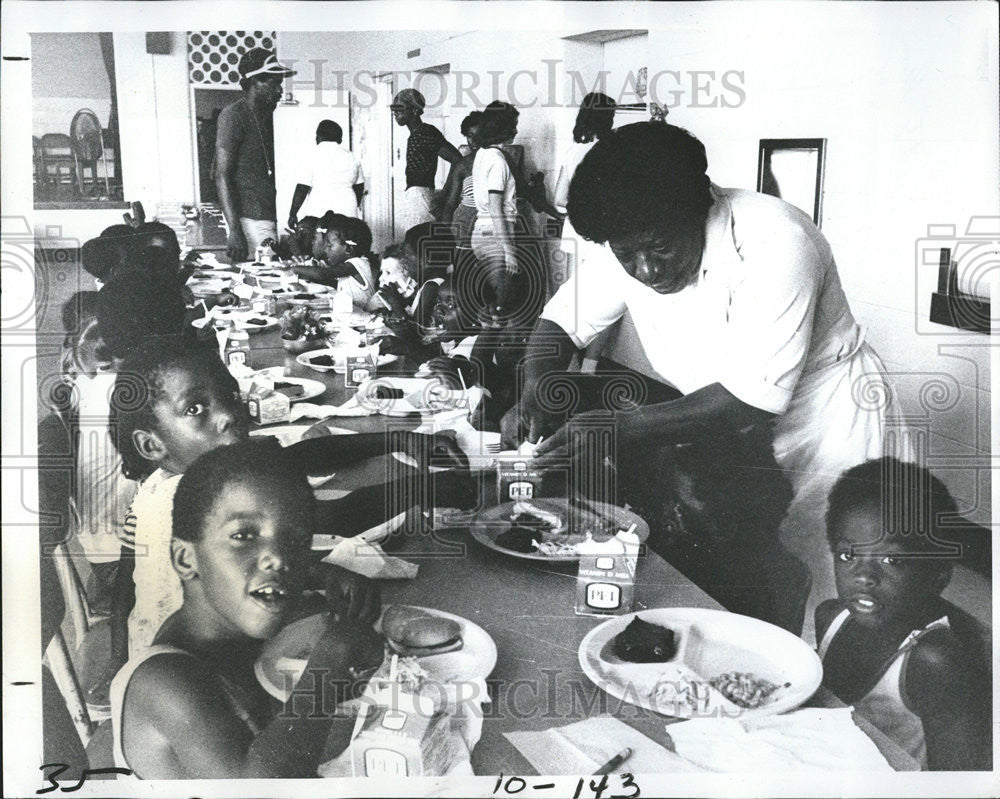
38 412 113 756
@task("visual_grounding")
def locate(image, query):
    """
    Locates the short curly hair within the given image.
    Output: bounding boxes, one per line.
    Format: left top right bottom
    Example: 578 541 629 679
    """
567 122 714 244
109 336 234 480
172 438 315 543
825 457 958 553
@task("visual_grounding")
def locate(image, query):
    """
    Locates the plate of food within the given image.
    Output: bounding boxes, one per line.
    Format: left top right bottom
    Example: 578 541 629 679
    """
296 348 399 374
355 376 468 416
187 276 234 296
192 313 278 333
268 376 327 403
471 498 648 561
318 310 380 330
578 608 822 720
255 605 498 702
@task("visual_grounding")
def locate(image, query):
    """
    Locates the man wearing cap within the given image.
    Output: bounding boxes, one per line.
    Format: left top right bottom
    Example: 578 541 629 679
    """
391 88 462 231
215 48 295 261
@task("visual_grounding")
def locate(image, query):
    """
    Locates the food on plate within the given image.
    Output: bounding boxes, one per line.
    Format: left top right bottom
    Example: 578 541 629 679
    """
372 386 405 400
510 501 566 535
612 617 678 663
496 502 620 557
494 525 538 553
245 317 269 326
382 605 464 657
709 671 788 709
273 381 305 398
308 354 336 367
291 293 317 300
647 671 713 714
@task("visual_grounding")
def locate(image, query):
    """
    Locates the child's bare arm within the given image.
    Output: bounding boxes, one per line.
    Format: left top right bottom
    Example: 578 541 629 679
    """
127 621 382 778
291 263 338 286
905 631 990 770
289 431 466 474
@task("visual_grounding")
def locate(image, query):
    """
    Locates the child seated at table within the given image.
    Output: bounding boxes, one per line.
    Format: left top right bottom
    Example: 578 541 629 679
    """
374 243 444 329
816 457 992 770
293 212 378 310
277 215 320 260
108 336 471 660
110 438 385 779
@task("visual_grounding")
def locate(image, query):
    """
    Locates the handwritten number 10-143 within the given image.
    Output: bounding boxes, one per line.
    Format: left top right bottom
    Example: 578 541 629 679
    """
492 773 640 798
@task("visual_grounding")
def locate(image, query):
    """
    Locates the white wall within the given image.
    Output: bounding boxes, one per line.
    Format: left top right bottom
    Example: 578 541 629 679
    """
645 3 996 522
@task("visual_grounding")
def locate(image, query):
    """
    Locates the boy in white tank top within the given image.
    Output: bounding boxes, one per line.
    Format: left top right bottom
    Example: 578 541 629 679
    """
815 457 991 770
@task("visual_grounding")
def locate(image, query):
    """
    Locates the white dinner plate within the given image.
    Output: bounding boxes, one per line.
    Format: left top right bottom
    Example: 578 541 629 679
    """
272 376 327 403
296 348 399 375
355 376 467 416
187 276 233 295
318 310 379 330
191 313 278 334
578 607 823 720
255 606 498 702
470 498 649 562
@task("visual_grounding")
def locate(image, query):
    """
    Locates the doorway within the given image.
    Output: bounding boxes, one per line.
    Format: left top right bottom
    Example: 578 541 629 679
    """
351 74 396 251
192 87 240 204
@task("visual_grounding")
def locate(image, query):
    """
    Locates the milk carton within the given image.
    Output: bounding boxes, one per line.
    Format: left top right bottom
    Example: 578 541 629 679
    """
350 681 464 777
575 526 640 617
344 350 377 388
247 385 290 425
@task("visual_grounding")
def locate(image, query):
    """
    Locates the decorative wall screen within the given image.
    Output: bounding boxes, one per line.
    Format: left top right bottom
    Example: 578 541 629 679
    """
187 31 277 87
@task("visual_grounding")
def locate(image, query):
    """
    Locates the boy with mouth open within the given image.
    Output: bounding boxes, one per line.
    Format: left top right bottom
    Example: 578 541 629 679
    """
815 457 991 770
110 438 385 778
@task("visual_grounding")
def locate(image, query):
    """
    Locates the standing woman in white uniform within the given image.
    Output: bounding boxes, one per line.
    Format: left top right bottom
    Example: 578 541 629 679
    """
506 122 910 625
287 120 364 225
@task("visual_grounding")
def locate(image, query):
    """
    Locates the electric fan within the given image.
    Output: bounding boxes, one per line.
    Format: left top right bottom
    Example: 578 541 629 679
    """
70 108 112 198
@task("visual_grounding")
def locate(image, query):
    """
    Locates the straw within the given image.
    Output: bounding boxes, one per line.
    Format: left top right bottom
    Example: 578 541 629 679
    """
388 653 399 682
456 364 469 409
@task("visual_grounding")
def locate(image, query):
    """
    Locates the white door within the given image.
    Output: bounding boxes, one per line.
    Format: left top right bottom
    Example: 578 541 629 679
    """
352 75 394 252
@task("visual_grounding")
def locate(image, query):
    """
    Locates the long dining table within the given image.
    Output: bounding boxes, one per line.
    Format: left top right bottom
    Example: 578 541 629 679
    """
237 319 917 775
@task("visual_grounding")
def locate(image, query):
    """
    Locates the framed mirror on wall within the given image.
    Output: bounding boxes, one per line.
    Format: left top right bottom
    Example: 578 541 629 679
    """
757 138 826 227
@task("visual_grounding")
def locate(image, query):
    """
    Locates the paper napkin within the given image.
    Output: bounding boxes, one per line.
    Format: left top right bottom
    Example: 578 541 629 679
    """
505 716 697 775
321 537 417 580
664 707 894 772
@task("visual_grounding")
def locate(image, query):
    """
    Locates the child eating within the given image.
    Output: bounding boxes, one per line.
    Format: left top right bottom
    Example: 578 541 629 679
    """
816 457 991 770
374 243 444 329
110 438 385 778
293 212 378 310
